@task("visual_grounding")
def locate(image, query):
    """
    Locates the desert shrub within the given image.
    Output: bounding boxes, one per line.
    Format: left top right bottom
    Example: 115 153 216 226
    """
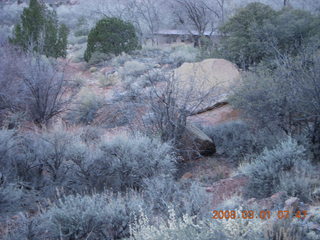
98 72 119 88
10 132 46 188
201 121 279 162
1 213 43 240
74 17 90 37
88 51 112 65
0 48 73 126
0 183 23 214
72 134 176 192
79 126 102 145
0 130 16 176
120 61 156 98
84 17 139 62
66 89 104 125
111 53 133 67
303 207 320 240
166 45 199 67
142 175 210 218
129 208 226 240
39 192 144 240
0 25 11 44
129 206 266 240
264 218 306 240
276 166 318 202
241 137 317 199
10 129 81 195
122 60 150 77
231 50 320 160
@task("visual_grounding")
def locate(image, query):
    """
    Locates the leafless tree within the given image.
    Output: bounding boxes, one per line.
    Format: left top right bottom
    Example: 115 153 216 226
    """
22 55 74 126
0 43 75 128
125 0 163 45
140 67 219 158
172 0 219 46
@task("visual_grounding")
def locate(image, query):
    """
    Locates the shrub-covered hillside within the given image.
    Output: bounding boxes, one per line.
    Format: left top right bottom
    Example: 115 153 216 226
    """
0 0 320 240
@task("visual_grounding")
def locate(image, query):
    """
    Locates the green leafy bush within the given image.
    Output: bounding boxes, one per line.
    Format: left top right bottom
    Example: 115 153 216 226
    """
219 2 276 68
219 3 320 68
84 17 139 62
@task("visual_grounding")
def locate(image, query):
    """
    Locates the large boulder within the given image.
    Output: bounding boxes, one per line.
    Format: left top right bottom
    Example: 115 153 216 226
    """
179 123 216 159
174 58 240 113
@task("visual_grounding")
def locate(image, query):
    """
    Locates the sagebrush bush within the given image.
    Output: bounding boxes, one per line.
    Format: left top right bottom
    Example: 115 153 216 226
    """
165 45 199 67
276 167 318 202
79 126 102 145
66 89 104 125
40 192 144 240
202 121 279 162
88 51 112 65
11 129 81 195
111 53 132 67
129 208 226 240
0 130 16 176
241 137 317 199
129 206 266 240
142 175 210 218
0 183 23 214
122 60 150 77
73 134 177 192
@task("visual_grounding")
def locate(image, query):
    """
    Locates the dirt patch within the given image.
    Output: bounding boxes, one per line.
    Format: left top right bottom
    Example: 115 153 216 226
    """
206 174 249 208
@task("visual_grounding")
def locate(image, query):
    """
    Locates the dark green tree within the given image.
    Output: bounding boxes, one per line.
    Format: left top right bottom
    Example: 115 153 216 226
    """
10 0 68 58
219 3 277 68
84 17 139 62
219 2 320 69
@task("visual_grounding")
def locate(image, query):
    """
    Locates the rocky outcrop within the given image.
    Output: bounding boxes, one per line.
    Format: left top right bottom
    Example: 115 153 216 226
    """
180 123 216 159
174 58 240 113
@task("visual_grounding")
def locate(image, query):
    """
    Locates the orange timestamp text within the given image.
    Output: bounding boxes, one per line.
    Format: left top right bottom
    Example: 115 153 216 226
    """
212 210 308 220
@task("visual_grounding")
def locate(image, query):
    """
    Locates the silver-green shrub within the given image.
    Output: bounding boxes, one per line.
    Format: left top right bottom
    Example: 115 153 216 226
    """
40 192 144 240
73 134 177 192
142 175 210 218
241 137 317 199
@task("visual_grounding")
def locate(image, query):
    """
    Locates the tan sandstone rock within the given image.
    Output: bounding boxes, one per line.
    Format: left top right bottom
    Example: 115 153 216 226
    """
180 123 216 159
174 59 240 113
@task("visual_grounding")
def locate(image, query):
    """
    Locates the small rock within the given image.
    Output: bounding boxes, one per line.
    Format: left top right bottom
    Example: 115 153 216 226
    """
90 67 97 73
284 197 300 212
180 123 216 160
247 198 257 205
181 172 193 179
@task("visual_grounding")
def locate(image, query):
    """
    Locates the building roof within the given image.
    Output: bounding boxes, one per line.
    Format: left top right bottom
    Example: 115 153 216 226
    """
154 29 220 36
